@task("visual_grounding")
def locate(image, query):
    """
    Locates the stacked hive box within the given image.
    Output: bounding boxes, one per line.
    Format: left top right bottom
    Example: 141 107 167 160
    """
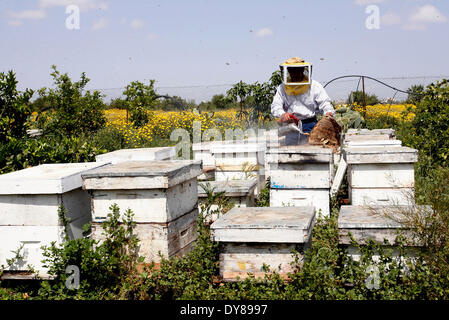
198 180 257 223
210 141 265 193
192 141 217 180
0 162 108 278
210 206 315 281
344 146 418 206
263 130 282 180
338 205 426 261
268 145 334 216
81 160 203 262
95 147 176 164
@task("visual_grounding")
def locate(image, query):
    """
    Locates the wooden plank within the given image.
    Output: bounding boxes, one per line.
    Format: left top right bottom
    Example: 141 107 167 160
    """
330 157 347 197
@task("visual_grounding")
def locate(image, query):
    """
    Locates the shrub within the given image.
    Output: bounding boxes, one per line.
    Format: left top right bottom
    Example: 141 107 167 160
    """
123 80 157 127
36 65 106 137
407 79 449 170
0 136 104 174
0 70 34 143
347 90 379 106
38 204 143 299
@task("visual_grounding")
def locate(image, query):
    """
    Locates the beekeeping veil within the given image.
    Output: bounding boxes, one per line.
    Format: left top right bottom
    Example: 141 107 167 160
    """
280 57 312 96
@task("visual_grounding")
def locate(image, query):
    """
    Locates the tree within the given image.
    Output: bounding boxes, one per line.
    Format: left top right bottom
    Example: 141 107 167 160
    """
123 80 157 127
0 70 34 143
347 90 379 105
37 65 106 137
409 79 449 170
406 84 425 105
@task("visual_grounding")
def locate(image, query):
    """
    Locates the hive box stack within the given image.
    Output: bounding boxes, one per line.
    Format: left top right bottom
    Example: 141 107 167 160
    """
211 140 265 193
210 206 315 281
95 147 176 164
192 141 217 181
344 146 418 206
338 205 425 261
198 180 257 223
344 128 400 148
0 162 108 278
82 160 203 263
268 145 334 216
263 130 282 180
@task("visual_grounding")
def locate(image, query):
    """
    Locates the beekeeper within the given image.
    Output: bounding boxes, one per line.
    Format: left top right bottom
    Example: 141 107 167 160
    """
271 57 335 145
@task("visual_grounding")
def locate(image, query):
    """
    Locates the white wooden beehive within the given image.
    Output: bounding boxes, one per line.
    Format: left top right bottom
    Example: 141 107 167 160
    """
95 147 176 164
82 160 203 263
210 206 315 282
338 205 426 262
268 145 333 216
0 162 109 277
344 146 418 206
197 179 257 223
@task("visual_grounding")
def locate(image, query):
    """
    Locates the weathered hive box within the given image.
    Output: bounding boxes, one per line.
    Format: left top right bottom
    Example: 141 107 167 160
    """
82 160 203 262
344 146 418 206
192 141 217 167
346 128 396 138
95 147 176 164
263 130 281 179
210 206 315 281
0 162 108 276
345 139 402 148
338 205 424 261
198 180 257 223
268 145 333 216
211 141 266 193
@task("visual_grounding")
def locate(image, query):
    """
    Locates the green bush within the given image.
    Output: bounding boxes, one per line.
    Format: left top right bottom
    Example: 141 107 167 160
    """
123 80 157 127
407 79 449 170
347 90 379 106
38 204 143 299
0 136 104 174
0 70 34 143
36 65 106 137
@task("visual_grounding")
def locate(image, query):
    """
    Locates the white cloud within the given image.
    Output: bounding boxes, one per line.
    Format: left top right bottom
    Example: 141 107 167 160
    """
130 19 145 29
354 0 385 6
9 9 46 20
402 5 447 31
381 11 401 25
39 0 108 11
92 17 108 30
409 4 447 23
7 20 24 27
256 27 273 37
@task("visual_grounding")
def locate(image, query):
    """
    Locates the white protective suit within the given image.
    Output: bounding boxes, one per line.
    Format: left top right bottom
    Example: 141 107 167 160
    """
271 80 335 120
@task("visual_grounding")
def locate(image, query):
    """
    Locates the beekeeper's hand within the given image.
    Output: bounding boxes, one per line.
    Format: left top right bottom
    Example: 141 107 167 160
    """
325 112 334 117
277 113 295 125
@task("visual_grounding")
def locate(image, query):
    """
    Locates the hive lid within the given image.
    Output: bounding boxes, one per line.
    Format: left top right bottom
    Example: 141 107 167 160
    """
343 146 418 164
198 179 257 197
338 205 418 229
345 140 402 147
210 141 265 154
267 145 333 164
346 128 395 136
0 162 110 195
82 160 202 190
95 147 175 164
210 206 315 243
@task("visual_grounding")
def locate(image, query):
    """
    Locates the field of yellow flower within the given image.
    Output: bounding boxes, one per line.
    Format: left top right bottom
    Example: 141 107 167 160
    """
336 103 416 122
104 108 244 146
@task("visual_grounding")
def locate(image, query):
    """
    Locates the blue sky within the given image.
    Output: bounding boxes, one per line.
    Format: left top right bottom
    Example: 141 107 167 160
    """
1 0 448 102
